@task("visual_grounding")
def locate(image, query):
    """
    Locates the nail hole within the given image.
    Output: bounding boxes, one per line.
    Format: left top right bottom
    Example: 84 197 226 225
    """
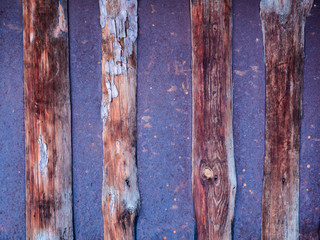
214 175 218 181
125 179 130 188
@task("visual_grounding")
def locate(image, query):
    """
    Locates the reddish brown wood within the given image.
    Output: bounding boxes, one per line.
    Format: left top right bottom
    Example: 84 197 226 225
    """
260 0 313 239
23 0 73 239
191 0 236 239
99 0 140 239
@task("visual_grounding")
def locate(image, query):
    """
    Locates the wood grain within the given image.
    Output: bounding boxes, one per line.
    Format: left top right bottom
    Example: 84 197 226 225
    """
190 0 236 239
260 0 313 239
23 0 73 239
99 0 140 239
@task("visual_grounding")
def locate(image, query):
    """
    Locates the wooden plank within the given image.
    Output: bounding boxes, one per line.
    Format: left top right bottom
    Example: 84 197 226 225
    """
99 0 140 239
260 0 313 239
23 0 73 239
190 0 236 239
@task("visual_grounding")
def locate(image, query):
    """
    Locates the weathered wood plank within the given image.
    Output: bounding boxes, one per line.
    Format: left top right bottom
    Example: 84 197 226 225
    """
260 0 313 239
99 0 140 239
23 0 73 239
190 0 236 239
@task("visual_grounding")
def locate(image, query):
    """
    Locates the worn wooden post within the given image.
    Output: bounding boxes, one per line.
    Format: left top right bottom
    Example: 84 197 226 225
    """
99 0 140 239
23 0 73 239
260 0 313 239
190 0 236 239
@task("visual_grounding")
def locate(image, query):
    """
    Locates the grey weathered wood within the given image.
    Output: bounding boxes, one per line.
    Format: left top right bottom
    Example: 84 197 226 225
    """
260 0 313 239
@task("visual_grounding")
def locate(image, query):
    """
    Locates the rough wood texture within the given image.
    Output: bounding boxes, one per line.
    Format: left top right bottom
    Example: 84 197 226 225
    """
260 0 313 239
23 0 73 239
99 0 140 239
191 0 236 239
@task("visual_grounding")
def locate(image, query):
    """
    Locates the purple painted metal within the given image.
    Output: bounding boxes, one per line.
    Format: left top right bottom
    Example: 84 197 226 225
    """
68 0 104 238
232 1 265 239
136 1 195 239
300 1 320 239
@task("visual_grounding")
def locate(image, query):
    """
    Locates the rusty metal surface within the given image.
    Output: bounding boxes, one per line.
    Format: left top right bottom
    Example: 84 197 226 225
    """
0 0 319 239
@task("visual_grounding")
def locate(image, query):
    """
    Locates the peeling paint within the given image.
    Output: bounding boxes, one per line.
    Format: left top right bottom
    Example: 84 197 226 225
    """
53 3 68 38
105 76 118 102
101 100 108 125
34 229 52 240
108 187 118 214
260 0 292 15
100 0 137 75
38 135 48 176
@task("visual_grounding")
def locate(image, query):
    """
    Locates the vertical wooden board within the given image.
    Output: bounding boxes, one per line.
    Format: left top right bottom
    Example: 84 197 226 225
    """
99 0 140 239
190 0 236 239
260 0 313 239
23 0 73 239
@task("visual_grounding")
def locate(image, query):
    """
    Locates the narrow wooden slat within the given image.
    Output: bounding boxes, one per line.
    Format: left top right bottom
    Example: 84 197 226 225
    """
190 0 236 239
99 0 140 239
260 0 313 239
23 0 73 239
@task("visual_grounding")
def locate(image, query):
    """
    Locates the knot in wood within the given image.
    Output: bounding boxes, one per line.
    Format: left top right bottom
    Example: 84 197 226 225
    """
202 167 214 179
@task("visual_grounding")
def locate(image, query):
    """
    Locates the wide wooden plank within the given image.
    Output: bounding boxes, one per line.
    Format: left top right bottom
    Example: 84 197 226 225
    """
260 0 313 239
99 0 140 239
23 0 73 239
190 0 237 239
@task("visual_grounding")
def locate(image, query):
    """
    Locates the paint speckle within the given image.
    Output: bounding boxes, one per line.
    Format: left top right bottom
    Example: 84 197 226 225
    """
167 86 177 92
234 70 247 76
101 100 108 125
307 164 310 168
